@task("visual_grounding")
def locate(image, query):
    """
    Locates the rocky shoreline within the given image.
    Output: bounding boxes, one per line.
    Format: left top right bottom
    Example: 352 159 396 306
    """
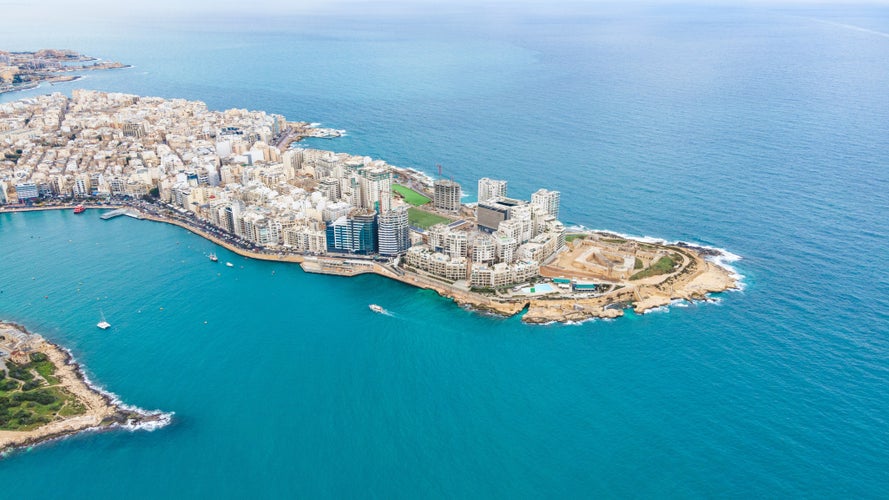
0 322 170 457
1 205 740 325
0 49 129 96
396 234 740 324
523 239 739 323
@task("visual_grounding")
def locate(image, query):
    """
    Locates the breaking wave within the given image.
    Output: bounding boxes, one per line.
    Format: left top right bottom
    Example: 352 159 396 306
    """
565 224 745 289
62 346 174 431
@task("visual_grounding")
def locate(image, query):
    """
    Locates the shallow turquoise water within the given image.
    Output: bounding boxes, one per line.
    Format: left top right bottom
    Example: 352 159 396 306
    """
1 4 889 497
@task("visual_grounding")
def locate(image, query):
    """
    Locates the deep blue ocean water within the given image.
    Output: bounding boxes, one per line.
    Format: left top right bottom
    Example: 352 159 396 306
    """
1 3 889 497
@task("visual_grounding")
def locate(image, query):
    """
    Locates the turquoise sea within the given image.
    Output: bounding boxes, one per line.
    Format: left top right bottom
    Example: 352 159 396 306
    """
2 3 889 497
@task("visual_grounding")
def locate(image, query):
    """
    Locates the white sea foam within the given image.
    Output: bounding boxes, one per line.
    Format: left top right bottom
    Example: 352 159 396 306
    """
121 412 174 432
564 316 616 326
409 167 435 178
532 320 559 326
567 225 746 289
643 305 671 315
61 346 174 431
395 167 435 185
706 253 745 290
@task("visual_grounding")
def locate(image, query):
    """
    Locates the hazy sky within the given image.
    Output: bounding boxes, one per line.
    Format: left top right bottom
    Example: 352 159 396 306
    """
2 0 888 40
3 0 889 20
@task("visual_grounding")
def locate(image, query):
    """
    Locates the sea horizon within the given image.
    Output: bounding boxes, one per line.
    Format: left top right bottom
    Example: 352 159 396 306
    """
1 2 888 497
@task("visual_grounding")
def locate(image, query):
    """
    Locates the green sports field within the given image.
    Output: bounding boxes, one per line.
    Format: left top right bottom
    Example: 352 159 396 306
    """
393 184 431 206
408 207 451 229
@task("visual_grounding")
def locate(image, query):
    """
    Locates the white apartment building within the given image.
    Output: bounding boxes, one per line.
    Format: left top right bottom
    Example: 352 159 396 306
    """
531 188 560 219
477 177 507 204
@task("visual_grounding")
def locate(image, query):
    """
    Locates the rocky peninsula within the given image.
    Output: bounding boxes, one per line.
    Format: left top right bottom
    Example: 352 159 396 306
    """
379 230 739 323
0 322 169 456
124 204 741 322
0 88 741 324
0 49 129 95
134 203 740 323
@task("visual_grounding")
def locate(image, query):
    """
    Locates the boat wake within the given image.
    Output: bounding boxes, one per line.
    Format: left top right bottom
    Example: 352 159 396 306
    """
369 304 395 317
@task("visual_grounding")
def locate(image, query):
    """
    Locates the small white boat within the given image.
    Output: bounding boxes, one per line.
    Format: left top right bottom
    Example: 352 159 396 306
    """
369 304 385 314
209 252 219 262
97 311 111 329
226 262 234 267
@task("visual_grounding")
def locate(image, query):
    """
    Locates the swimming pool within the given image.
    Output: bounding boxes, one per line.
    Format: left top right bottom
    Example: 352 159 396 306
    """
521 283 555 295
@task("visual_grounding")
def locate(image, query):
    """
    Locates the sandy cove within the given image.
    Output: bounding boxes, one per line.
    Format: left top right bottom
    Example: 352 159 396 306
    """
0 322 168 455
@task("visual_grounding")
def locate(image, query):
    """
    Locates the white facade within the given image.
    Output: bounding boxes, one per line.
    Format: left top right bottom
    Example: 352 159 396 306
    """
478 177 507 204
531 188 560 219
404 246 467 281
470 260 539 289
471 233 496 264
359 167 392 212
378 206 410 256
427 224 469 259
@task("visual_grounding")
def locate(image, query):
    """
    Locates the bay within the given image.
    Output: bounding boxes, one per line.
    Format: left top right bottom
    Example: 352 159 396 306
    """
1 3 888 497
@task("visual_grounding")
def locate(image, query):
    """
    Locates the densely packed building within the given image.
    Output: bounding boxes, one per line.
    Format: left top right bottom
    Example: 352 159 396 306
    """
1 90 565 289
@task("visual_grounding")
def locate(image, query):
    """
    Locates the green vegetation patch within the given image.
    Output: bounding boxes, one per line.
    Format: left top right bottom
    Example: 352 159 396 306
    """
58 395 87 417
30 353 60 385
6 363 34 381
565 234 586 243
634 257 644 270
393 184 431 206
629 254 682 281
0 358 85 431
408 207 451 229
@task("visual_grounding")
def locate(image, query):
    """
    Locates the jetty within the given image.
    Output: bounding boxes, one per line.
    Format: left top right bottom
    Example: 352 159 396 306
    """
100 207 143 220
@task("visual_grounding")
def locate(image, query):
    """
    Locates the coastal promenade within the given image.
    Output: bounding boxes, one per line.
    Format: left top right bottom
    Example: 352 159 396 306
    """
138 207 736 322
1 203 738 322
140 214 307 264
137 209 530 314
0 203 123 214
